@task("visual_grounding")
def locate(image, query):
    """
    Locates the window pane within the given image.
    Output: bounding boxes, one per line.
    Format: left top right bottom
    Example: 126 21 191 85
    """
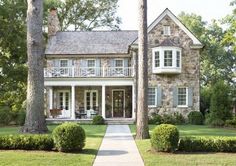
164 51 172 67
60 60 68 67
163 26 170 35
176 51 180 67
148 88 156 106
154 51 160 67
178 88 187 106
88 60 95 67
115 60 123 67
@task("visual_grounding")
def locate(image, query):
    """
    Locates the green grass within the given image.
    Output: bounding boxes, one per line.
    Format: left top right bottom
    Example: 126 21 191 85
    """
131 125 236 166
0 124 107 166
130 124 236 137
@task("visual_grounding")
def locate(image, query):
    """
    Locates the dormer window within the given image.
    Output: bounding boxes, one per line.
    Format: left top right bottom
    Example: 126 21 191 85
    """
152 47 182 74
163 26 170 35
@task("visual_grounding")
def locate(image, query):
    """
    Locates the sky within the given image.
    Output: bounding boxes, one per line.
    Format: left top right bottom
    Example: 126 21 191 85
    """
117 0 234 30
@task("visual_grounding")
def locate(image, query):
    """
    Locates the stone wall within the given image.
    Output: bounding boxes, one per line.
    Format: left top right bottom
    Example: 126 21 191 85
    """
132 15 201 117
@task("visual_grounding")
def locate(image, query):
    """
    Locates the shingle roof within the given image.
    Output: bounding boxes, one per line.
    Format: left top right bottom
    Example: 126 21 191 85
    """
45 31 138 55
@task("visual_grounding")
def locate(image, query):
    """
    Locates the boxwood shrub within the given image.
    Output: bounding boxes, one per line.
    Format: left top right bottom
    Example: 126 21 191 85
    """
178 137 236 152
151 124 179 152
188 111 204 125
92 115 104 125
0 134 53 150
52 122 86 152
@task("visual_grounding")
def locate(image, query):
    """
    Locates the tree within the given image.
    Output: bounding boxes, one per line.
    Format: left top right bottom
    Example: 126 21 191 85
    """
43 0 121 31
136 0 149 139
21 0 48 133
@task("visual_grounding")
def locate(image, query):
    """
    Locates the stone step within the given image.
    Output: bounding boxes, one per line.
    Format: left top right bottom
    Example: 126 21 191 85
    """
105 119 135 125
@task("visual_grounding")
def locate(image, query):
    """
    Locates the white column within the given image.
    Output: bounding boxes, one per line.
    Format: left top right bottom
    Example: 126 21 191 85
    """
132 84 135 119
102 85 106 118
49 87 53 110
71 86 75 119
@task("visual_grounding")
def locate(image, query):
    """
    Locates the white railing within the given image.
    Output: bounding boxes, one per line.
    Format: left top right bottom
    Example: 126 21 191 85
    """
44 67 134 78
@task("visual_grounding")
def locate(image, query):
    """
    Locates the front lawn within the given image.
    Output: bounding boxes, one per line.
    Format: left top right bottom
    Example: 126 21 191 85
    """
130 125 236 166
0 125 107 166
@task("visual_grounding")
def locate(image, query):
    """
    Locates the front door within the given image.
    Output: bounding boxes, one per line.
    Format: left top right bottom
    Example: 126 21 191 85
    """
112 90 125 117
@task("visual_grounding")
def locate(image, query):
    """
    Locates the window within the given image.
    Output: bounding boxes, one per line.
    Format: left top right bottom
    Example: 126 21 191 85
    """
60 60 68 67
178 88 187 106
115 59 124 74
164 51 172 67
148 88 156 106
59 91 70 110
176 51 180 67
87 59 96 75
85 90 98 110
163 26 170 35
152 47 182 74
154 51 160 67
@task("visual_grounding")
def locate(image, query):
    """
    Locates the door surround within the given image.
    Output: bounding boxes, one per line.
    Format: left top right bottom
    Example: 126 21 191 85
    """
112 89 125 118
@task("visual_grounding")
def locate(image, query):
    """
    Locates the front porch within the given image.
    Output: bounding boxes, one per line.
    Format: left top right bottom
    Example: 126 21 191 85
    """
44 84 135 121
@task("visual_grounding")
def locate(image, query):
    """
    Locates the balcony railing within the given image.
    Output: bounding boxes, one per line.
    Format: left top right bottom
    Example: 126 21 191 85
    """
44 67 134 78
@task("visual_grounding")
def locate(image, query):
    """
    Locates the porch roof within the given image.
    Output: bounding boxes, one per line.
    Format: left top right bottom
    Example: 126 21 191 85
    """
45 31 138 55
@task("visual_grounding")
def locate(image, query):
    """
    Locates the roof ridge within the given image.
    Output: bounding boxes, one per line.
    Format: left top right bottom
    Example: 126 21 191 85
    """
57 30 138 33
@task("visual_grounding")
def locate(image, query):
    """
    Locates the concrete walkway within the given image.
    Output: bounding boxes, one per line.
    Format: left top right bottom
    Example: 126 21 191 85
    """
93 125 144 166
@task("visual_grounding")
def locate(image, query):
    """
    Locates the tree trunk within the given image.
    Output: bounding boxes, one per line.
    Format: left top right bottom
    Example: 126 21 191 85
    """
136 0 149 139
21 0 48 133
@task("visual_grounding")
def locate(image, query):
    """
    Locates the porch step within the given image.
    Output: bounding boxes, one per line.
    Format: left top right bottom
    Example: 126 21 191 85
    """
105 119 135 125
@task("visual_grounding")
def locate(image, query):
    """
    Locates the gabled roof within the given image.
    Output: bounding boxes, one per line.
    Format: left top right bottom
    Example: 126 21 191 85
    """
133 8 203 47
149 8 202 46
158 38 179 47
45 31 138 55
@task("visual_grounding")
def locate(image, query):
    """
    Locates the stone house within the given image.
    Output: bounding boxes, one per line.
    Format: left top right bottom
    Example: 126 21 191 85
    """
44 8 203 123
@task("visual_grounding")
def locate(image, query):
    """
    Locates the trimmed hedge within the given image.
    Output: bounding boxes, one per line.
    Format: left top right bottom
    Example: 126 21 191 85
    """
179 137 236 152
151 124 179 152
92 115 104 125
53 123 86 152
188 111 204 125
0 134 53 150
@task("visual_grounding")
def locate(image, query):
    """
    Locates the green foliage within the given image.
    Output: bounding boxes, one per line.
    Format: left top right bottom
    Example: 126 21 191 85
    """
148 113 162 125
179 136 236 152
0 106 12 125
151 124 179 152
225 118 236 128
148 113 185 125
0 135 53 150
44 0 121 31
188 111 204 125
92 115 104 125
206 81 232 126
53 123 86 152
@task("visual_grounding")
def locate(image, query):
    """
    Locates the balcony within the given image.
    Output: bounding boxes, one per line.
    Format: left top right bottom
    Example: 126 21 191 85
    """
44 67 134 78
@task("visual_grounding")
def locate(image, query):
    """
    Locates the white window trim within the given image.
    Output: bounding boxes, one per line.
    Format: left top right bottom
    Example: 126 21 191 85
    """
114 59 124 68
84 90 98 111
57 90 70 111
148 87 157 108
87 59 96 67
152 46 182 74
59 59 69 67
163 25 171 36
177 87 188 108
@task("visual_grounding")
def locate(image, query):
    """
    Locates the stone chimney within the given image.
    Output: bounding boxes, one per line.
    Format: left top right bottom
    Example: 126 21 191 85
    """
48 8 60 37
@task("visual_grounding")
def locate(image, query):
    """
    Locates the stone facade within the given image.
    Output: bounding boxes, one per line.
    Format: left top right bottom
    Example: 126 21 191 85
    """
132 15 200 117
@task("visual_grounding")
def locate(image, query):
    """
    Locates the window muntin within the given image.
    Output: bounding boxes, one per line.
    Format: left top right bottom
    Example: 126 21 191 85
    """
59 91 70 110
176 51 180 67
178 88 187 106
148 88 156 106
87 60 96 68
60 60 68 67
163 26 171 35
154 51 160 67
164 50 173 67
115 59 124 68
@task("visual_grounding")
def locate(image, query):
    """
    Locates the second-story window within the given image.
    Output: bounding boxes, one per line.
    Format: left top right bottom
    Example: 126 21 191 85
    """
115 59 124 74
60 60 68 67
87 59 96 75
154 51 160 67
164 50 172 67
176 51 180 67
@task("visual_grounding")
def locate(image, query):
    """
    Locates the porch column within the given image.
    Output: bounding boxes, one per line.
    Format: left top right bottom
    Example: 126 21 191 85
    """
132 84 135 119
71 85 75 119
49 87 53 110
102 85 106 118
